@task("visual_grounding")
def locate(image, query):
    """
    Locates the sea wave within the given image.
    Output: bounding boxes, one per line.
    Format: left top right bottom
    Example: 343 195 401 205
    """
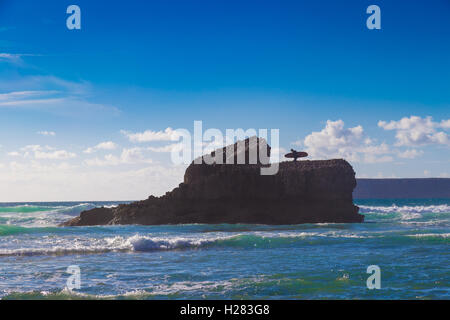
359 204 450 214
0 277 262 299
0 203 98 227
0 204 57 213
0 224 68 236
0 233 341 256
0 225 32 236
1 288 151 300
407 233 450 239
56 203 98 216
105 232 378 252
1 230 447 257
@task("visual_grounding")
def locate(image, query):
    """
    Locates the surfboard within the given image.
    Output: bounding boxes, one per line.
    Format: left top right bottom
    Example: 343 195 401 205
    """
284 151 308 158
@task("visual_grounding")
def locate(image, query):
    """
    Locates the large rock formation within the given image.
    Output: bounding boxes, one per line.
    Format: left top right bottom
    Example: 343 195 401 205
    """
63 138 363 226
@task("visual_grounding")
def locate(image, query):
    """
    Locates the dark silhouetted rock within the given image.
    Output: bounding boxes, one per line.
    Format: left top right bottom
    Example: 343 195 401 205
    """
63 138 363 226
65 207 114 226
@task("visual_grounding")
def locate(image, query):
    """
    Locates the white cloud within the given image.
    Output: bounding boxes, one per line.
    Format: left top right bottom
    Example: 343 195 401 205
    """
0 90 58 101
359 143 390 155
121 127 181 143
0 90 63 109
147 143 184 153
21 145 43 152
304 119 443 163
440 119 450 129
0 76 89 97
0 77 119 115
0 53 40 65
85 148 152 166
0 96 119 116
397 149 423 159
96 141 117 150
34 150 76 160
0 97 64 107
37 131 56 136
360 144 394 164
7 151 20 157
120 148 148 164
302 120 392 163
363 155 394 164
83 141 117 154
84 155 121 167
0 53 23 64
304 120 364 162
378 116 450 146
11 145 76 160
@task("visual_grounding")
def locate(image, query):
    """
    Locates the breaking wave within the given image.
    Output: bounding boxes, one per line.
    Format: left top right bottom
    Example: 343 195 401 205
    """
0 203 114 227
1 229 448 257
407 233 450 239
359 204 450 214
1 277 264 299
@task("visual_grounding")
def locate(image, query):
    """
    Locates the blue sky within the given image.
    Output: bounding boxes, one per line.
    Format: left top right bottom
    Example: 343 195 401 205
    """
0 0 449 201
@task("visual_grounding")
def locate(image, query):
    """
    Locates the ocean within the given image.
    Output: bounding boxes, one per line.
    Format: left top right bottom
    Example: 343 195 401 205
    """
0 199 448 300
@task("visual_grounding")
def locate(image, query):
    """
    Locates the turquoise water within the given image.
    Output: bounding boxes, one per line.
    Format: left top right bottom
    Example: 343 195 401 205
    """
0 199 448 299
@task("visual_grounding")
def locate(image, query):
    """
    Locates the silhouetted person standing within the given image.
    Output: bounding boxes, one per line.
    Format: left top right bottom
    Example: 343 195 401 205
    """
291 149 300 162
284 149 308 161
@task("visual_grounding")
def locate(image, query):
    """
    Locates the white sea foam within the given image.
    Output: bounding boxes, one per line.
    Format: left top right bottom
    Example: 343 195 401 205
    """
0 203 100 227
252 231 374 239
0 230 378 256
0 211 73 228
0 277 266 299
0 234 232 256
359 204 450 215
149 279 237 296
407 233 450 239
105 234 227 251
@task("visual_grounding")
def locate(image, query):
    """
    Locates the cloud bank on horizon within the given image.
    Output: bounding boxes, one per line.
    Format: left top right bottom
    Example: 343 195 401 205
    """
0 0 449 201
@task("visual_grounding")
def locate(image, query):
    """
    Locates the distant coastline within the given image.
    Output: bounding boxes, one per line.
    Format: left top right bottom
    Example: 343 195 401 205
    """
354 178 450 199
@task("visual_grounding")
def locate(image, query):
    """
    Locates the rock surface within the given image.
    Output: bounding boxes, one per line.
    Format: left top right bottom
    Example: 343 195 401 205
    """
63 138 363 226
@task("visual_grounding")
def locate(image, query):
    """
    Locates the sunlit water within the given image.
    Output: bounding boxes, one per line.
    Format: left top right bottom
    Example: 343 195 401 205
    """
0 199 448 299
